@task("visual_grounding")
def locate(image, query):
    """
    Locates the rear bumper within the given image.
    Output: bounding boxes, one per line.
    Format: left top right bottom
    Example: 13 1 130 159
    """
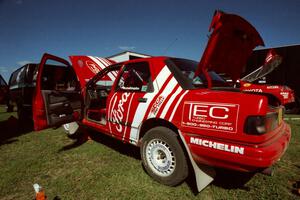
184 122 291 172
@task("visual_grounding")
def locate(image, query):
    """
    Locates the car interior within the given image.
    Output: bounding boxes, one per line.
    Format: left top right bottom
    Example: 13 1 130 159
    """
41 64 81 127
85 68 120 124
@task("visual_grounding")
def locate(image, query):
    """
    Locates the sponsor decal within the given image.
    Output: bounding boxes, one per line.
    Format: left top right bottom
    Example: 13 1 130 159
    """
86 60 100 74
110 92 131 133
182 102 239 133
243 88 263 93
267 85 279 89
190 137 244 155
243 83 251 87
280 92 289 99
150 96 165 115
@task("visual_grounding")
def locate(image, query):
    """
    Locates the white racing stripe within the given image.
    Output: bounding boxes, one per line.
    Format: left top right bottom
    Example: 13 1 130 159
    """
95 57 115 78
122 93 135 141
169 90 189 121
98 57 110 66
88 56 104 70
89 56 116 80
108 93 118 134
129 66 171 143
147 77 177 119
159 86 183 118
97 57 118 77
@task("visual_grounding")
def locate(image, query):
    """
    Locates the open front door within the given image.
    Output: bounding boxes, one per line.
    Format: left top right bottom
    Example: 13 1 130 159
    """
33 53 82 131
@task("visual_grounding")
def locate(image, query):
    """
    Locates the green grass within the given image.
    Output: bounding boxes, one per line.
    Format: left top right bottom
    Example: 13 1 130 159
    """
0 105 299 199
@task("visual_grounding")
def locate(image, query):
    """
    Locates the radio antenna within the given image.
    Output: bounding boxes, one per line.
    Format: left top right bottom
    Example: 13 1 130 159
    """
162 38 178 54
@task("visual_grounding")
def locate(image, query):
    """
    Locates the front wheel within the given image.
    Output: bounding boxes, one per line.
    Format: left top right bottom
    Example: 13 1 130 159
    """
140 126 188 186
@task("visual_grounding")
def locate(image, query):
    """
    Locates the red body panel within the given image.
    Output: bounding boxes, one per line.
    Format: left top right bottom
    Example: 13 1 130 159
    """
183 122 290 171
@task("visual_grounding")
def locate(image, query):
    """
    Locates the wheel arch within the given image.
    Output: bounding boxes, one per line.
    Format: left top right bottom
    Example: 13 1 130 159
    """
138 118 180 146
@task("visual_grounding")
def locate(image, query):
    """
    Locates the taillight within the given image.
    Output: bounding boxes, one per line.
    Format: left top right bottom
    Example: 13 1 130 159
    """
244 116 266 135
244 112 279 135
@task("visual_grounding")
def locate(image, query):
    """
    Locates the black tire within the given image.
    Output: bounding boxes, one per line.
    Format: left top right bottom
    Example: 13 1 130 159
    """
140 126 188 186
17 105 25 121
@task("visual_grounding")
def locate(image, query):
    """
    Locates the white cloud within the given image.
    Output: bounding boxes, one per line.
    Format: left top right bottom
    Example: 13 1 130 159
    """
118 46 136 51
17 60 32 66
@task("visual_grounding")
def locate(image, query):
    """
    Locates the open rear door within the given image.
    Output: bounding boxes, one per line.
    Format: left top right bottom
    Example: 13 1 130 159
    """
33 53 82 131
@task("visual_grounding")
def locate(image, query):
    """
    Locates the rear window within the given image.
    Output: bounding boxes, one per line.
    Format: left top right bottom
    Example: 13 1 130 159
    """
165 58 228 89
41 64 79 91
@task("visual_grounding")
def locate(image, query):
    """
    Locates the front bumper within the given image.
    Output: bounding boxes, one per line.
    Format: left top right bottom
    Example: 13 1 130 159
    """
184 122 291 172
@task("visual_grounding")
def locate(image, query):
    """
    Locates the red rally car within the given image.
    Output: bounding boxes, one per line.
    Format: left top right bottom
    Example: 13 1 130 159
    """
240 49 295 107
32 11 291 192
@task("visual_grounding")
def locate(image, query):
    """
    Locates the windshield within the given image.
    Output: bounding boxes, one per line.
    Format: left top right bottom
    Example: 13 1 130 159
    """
166 58 228 89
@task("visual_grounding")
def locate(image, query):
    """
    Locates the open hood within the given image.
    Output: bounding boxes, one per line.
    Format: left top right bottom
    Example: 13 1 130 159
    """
241 49 282 82
195 10 265 83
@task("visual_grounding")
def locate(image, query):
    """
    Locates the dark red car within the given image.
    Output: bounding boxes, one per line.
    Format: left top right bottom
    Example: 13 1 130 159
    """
240 49 295 106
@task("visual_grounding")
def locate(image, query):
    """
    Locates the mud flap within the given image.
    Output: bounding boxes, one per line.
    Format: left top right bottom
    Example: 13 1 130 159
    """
178 130 216 192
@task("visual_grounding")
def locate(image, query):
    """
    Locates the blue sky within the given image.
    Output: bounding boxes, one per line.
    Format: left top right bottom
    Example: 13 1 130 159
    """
0 0 300 81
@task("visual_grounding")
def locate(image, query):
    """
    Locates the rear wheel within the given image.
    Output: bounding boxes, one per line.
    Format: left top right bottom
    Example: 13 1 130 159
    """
141 126 188 186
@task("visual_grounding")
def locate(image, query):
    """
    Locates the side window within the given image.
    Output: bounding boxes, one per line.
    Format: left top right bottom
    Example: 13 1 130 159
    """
41 60 78 91
95 68 119 91
117 62 153 92
26 64 38 86
9 66 26 89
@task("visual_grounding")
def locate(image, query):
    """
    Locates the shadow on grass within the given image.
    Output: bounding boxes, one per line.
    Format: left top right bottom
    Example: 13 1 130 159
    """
58 128 140 160
90 131 140 159
57 127 256 194
212 168 254 190
58 136 88 152
184 167 254 195
292 180 300 196
0 115 33 146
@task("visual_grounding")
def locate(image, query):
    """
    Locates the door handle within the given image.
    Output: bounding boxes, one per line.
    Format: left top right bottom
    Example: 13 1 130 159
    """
138 98 147 103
